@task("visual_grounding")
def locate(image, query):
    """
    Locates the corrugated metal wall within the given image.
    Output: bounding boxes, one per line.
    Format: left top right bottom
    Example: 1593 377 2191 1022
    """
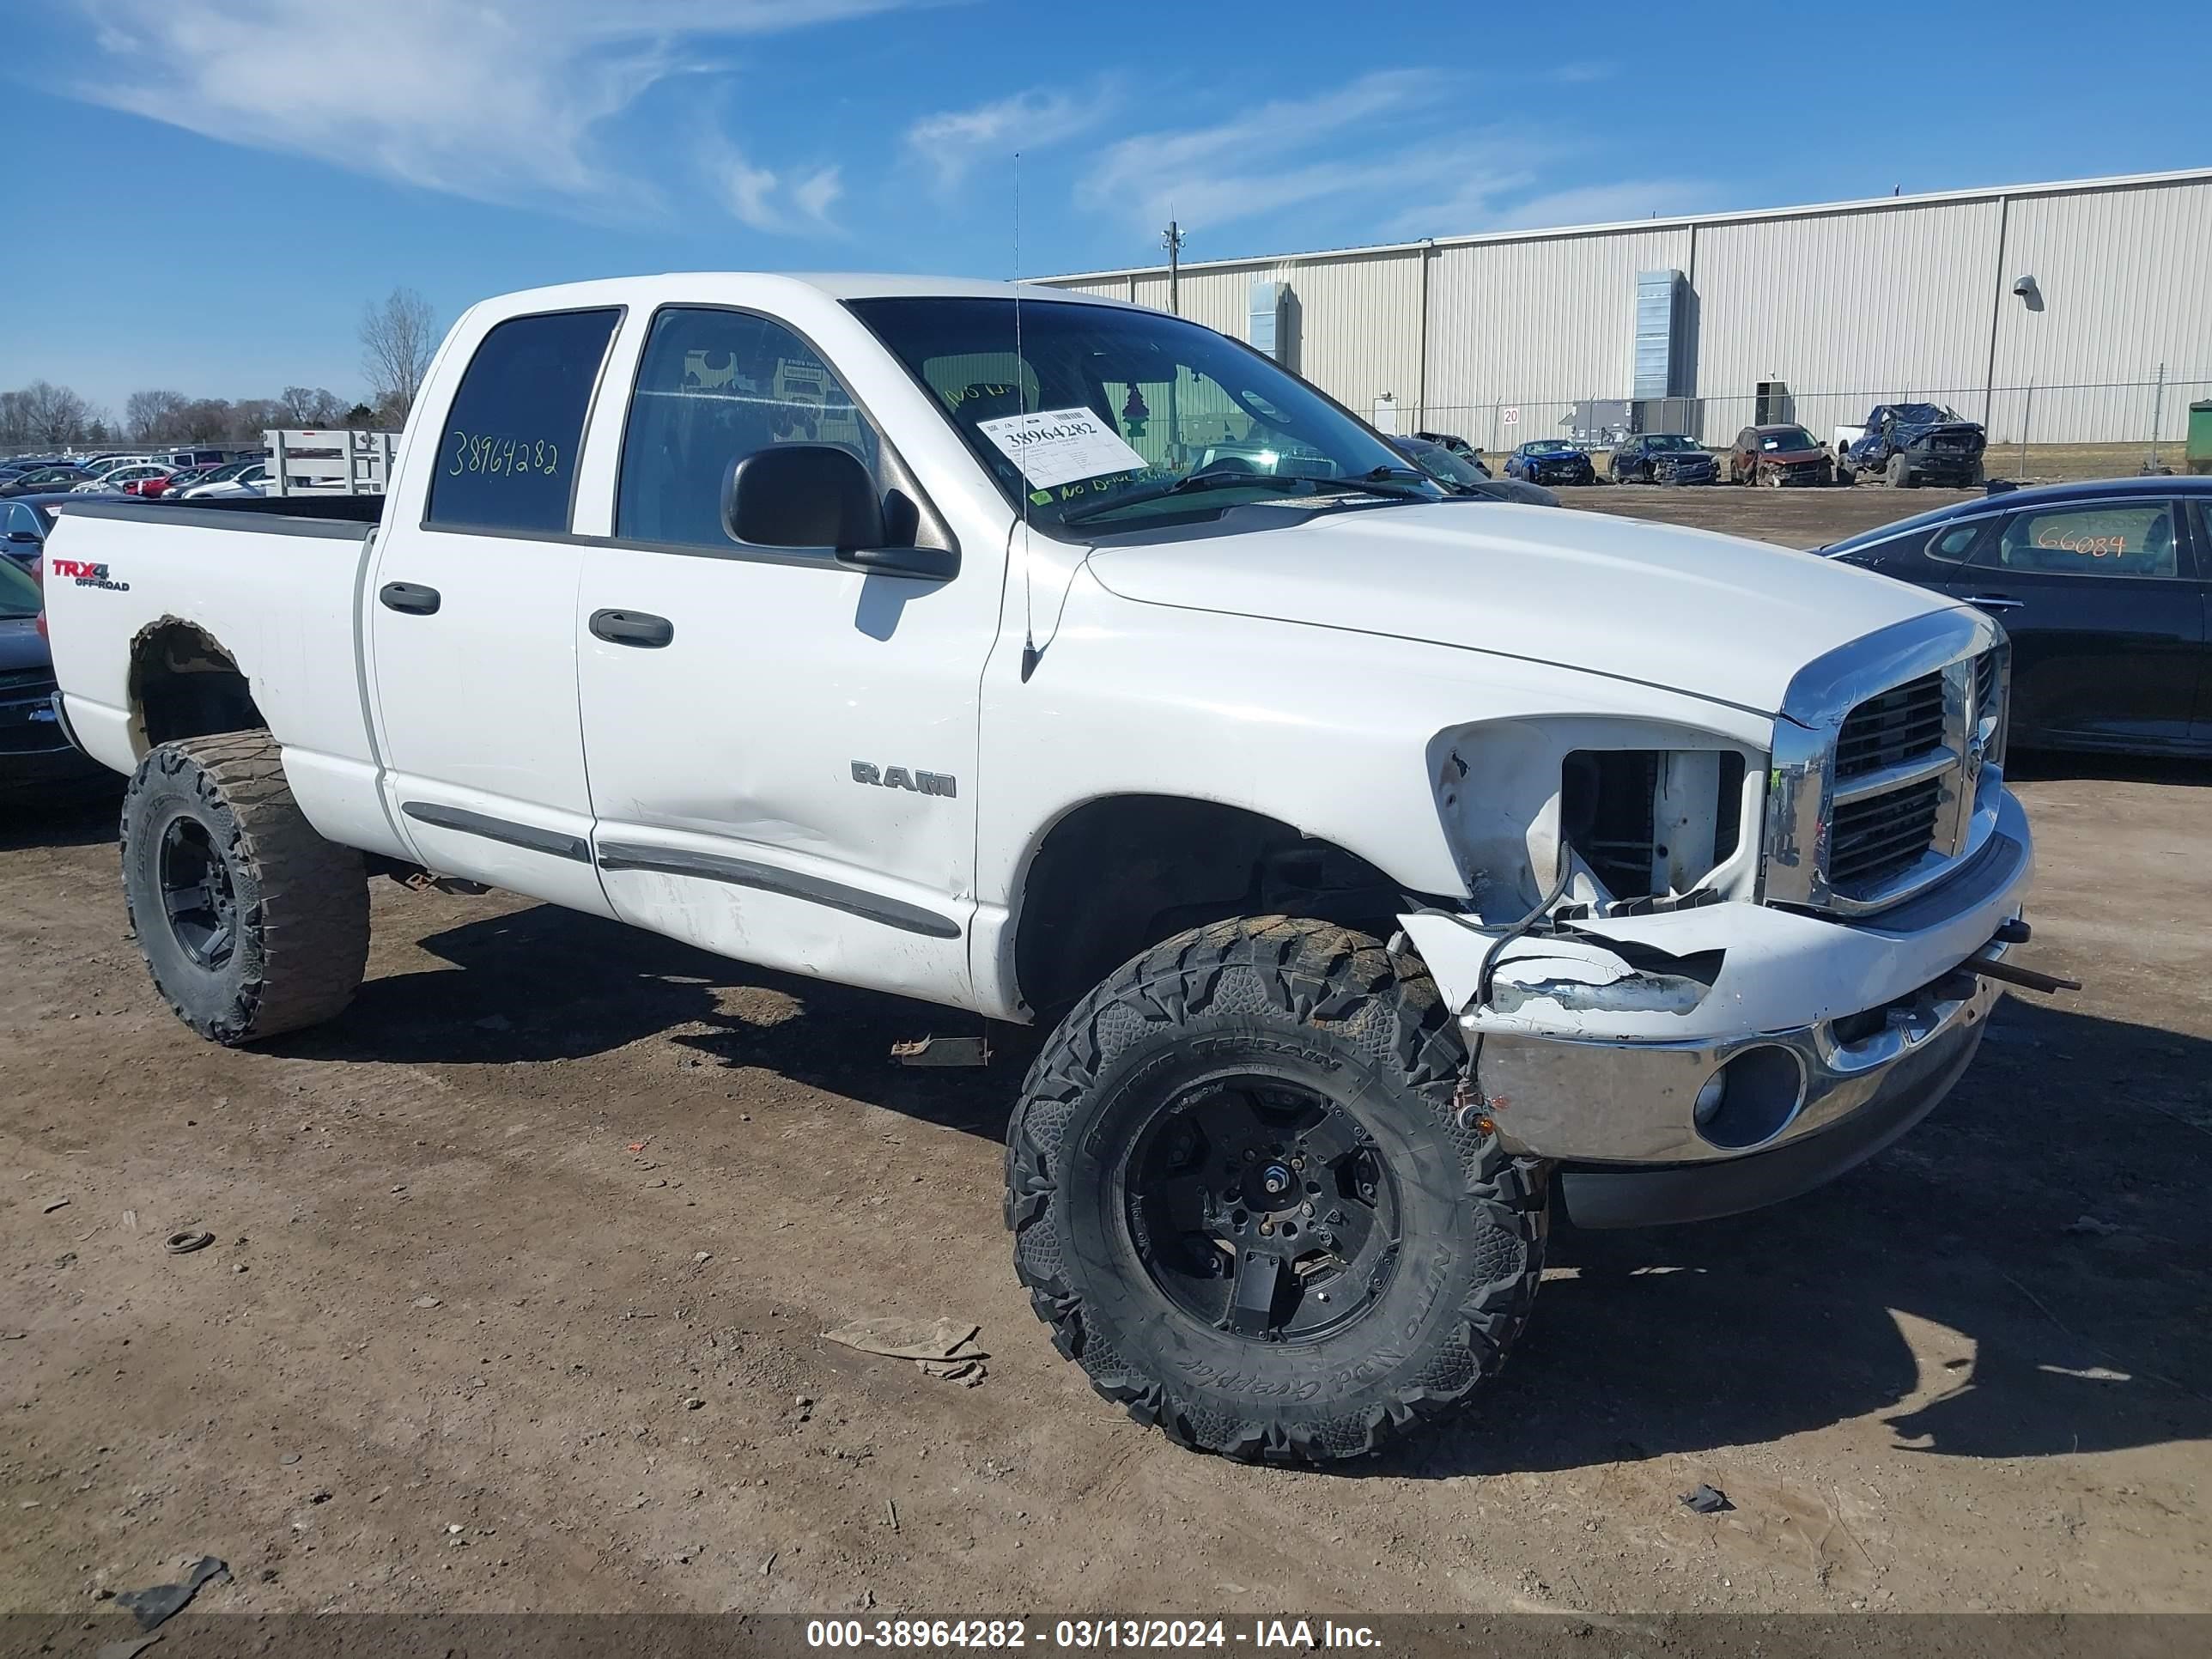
1043 171 2212 447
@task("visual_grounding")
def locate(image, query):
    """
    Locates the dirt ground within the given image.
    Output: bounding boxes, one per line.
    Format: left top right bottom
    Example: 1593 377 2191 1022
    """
3 488 2208 1621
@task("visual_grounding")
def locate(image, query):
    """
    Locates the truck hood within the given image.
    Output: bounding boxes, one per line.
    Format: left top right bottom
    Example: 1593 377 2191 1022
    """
1083 501 1951 715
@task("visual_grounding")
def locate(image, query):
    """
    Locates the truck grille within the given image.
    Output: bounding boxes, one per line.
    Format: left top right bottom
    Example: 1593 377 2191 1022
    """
1834 671 1945 779
1761 611 2004 918
1830 776 1943 890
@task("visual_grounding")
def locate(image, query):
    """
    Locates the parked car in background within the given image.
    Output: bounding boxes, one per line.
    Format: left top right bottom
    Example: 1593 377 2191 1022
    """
2 550 113 801
1609 433 1719 485
168 457 263 497
1843 404 1986 488
1389 435 1559 506
1729 424 1835 487
3 498 58 572
119 466 185 496
161 447 234 471
181 461 270 499
0 465 94 496
139 464 222 499
79 463 174 495
1504 438 1597 486
1412 431 1492 477
1823 477 2210 756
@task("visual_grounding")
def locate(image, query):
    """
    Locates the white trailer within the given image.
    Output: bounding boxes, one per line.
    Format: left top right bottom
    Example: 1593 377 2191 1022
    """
262 428 398 496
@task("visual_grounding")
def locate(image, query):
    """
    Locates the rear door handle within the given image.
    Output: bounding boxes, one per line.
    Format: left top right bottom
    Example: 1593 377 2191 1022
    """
1964 593 2025 611
379 581 441 615
590 608 675 648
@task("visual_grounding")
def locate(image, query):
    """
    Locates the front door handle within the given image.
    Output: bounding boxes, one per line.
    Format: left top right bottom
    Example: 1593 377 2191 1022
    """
1964 593 2025 611
379 580 441 615
590 608 675 648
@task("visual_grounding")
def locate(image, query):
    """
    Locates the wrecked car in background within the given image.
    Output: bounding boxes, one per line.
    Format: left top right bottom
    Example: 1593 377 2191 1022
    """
1844 403 1987 488
1609 433 1720 485
1729 424 1835 487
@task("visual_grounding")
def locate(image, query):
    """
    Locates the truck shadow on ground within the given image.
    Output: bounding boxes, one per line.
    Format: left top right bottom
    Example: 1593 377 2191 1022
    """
279 902 2209 1475
273 899 1031 1139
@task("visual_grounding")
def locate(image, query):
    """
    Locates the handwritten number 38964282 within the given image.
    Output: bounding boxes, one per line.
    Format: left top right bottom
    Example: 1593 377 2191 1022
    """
447 430 561 478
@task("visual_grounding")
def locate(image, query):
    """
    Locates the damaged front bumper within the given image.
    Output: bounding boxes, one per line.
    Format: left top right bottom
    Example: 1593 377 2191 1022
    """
1396 789 2034 1227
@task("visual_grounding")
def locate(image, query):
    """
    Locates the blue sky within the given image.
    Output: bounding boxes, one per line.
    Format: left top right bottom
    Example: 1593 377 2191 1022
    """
5 0 2209 416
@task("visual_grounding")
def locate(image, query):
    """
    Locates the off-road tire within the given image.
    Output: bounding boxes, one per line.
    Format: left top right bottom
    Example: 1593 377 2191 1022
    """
1006 917 1549 1462
1888 453 1916 488
120 732 369 1044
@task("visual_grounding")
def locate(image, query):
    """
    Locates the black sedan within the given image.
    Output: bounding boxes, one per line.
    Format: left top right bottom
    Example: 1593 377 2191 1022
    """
1824 477 2212 757
1608 433 1720 485
1390 436 1558 506
1504 439 1597 487
2 552 113 801
3 495 74 573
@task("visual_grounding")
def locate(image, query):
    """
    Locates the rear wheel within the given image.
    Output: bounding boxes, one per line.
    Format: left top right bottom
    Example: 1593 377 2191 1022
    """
1006 918 1548 1462
120 732 369 1044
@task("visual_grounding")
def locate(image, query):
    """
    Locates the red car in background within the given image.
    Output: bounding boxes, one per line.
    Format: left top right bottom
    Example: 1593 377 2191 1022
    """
137 464 222 498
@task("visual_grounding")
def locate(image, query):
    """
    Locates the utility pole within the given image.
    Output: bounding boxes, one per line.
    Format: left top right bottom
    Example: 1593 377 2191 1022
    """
1162 221 1183 316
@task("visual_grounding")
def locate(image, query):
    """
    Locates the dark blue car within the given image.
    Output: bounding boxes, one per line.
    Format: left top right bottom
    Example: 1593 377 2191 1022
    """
1607 432 1719 484
1823 476 2212 755
1504 439 1596 487
1844 403 1987 488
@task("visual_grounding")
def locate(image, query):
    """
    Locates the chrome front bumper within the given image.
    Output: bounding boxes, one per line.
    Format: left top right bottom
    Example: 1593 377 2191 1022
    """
1470 945 2002 1166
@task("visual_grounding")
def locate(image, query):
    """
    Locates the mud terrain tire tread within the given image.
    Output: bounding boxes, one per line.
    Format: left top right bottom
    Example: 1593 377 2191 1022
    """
120 731 369 1044
1005 916 1548 1462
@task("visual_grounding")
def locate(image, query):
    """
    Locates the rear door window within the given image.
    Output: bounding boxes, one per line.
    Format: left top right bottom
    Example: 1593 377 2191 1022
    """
1983 500 2180 578
426 307 623 534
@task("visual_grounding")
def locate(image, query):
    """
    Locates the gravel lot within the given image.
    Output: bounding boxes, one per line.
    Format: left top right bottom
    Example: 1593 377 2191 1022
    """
3 484 2206 1620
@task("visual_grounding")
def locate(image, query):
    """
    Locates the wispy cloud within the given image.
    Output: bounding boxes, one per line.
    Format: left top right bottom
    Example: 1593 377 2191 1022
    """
904 85 1114 195
64 0 913 222
702 133 846 236
1078 70 1460 234
1548 60 1618 84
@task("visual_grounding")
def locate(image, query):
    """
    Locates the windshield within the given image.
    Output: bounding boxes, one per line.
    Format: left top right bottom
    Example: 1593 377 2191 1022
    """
0 556 40 619
1644 434 1700 452
848 296 1434 534
1759 428 1816 451
1396 441 1486 489
1522 440 1577 454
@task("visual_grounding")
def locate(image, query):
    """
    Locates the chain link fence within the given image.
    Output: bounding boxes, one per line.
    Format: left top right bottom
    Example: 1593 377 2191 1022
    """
1402 376 2212 483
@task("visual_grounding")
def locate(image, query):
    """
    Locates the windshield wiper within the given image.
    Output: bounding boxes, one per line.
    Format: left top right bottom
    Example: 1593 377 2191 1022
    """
1059 470 1314 526
1061 465 1437 526
1303 465 1437 501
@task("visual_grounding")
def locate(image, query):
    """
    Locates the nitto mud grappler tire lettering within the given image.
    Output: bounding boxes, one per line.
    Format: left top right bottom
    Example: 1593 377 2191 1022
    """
120 732 370 1044
1006 917 1548 1462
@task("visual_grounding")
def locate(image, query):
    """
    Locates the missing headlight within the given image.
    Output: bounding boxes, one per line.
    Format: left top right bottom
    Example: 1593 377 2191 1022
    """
1561 748 1747 904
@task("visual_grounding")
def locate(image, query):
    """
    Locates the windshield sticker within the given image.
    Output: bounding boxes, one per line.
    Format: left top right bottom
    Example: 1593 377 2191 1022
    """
975 406 1148 490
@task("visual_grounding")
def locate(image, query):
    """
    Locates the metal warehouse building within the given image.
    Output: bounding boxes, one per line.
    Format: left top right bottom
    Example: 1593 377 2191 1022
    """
1043 167 2212 454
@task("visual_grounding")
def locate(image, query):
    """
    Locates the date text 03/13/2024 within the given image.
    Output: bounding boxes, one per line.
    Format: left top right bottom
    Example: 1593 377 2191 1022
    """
805 1620 1382 1650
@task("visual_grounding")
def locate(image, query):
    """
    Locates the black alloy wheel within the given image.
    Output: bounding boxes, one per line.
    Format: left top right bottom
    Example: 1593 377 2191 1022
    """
1125 1074 1401 1344
157 812 239 968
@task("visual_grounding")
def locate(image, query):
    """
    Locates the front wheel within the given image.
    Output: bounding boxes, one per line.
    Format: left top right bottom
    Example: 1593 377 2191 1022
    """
1006 918 1548 1462
121 732 370 1044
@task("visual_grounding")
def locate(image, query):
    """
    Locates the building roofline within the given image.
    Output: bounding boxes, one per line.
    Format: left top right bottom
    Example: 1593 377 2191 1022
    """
1044 166 2212 284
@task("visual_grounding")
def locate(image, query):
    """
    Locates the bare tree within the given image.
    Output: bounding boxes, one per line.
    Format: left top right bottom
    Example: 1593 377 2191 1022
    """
125 389 190 444
359 287 438 422
14 380 100 445
280 385 348 427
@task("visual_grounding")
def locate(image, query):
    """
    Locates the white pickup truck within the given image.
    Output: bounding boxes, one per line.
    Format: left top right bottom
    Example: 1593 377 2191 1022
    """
43 274 2039 1462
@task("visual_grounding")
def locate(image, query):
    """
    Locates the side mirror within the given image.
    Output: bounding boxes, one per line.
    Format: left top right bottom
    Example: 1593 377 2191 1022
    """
721 443 954 580
723 443 884 551
4 530 38 544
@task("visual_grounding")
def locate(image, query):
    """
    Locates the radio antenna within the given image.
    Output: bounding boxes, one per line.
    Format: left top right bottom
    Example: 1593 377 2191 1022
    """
1015 151 1041 683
